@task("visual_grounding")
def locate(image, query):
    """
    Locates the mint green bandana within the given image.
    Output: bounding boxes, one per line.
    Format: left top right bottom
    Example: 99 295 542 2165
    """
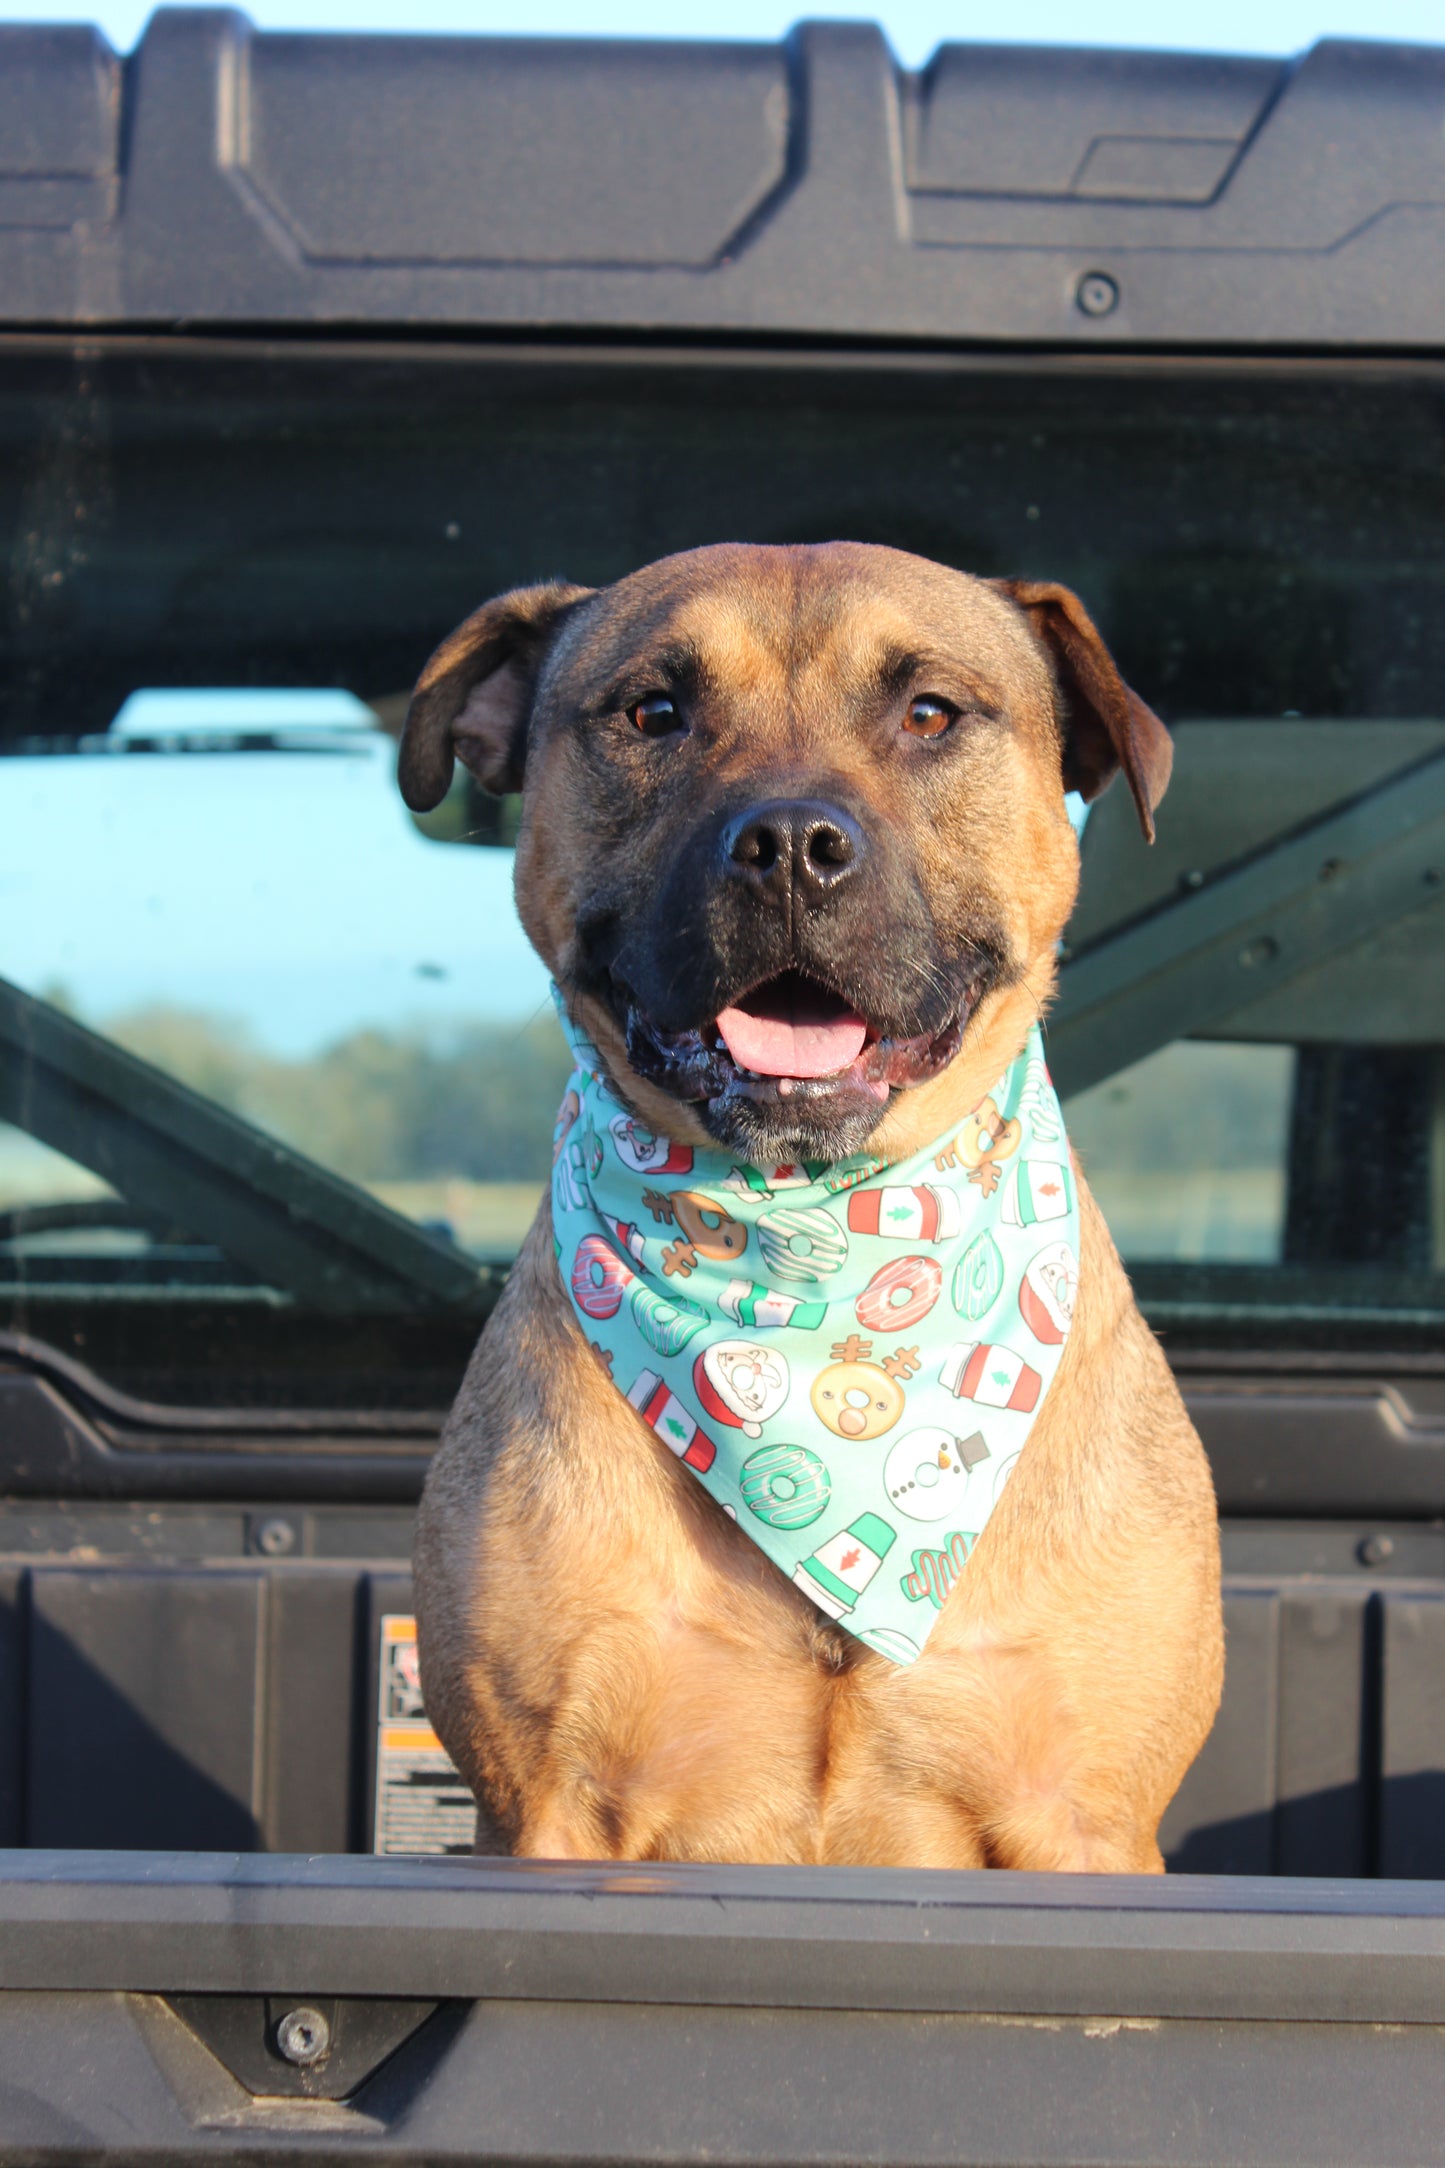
550 995 1078 1665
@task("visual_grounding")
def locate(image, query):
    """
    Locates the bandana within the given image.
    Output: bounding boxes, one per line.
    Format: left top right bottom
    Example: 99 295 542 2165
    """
550 993 1078 1665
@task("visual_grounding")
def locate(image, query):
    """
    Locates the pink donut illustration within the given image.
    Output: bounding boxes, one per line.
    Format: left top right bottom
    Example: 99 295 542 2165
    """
855 1254 943 1334
570 1233 633 1320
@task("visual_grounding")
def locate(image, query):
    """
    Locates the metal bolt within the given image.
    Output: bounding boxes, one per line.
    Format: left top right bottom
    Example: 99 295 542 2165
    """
276 2006 331 2066
1238 935 1279 969
256 1517 296 1557
1358 1533 1395 1568
1076 271 1119 318
1181 869 1205 892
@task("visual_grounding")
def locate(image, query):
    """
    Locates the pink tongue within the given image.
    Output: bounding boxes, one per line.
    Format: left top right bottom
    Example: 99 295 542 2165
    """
715 992 869 1079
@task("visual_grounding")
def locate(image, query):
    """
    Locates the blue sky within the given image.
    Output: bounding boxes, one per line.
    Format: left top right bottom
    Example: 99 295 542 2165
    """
3 0 1442 59
0 723 553 1054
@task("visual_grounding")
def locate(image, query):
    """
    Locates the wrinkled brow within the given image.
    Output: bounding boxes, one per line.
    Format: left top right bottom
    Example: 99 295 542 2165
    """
867 642 1003 710
873 645 928 699
592 642 707 710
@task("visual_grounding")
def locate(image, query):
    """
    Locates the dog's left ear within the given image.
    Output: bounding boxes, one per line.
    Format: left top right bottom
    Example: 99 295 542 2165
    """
992 578 1172 842
398 580 594 812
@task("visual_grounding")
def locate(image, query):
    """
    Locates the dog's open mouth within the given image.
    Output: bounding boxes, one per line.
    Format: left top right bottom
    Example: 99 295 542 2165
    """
621 968 972 1114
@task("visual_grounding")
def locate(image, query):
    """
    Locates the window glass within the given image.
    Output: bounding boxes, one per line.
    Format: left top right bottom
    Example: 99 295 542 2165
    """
1065 1043 1295 1267
1 701 563 1264
2 339 1442 1403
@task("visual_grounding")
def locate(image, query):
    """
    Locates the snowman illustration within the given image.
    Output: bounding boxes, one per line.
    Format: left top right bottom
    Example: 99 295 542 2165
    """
693 1339 790 1438
883 1426 990 1522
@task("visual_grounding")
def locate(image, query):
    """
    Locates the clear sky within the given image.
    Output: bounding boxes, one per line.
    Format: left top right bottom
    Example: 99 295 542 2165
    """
0 729 553 1054
3 0 1441 60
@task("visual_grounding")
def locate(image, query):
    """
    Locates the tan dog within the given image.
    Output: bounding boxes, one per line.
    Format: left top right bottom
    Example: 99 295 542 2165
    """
401 544 1222 1871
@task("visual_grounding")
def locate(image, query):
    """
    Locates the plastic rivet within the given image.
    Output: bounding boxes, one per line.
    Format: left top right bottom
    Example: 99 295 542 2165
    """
1076 271 1119 318
276 2006 331 2066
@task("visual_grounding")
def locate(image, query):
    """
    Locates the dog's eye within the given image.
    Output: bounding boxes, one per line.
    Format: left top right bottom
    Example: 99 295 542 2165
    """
903 697 956 739
629 695 683 737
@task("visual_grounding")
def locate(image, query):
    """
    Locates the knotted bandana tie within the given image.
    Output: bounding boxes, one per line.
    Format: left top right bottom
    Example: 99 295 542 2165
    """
550 993 1078 1664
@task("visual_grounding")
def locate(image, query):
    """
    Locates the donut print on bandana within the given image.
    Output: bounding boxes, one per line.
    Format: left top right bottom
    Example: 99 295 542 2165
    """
739 1442 831 1530
549 985 1077 1668
951 1229 1005 1322
571 1232 633 1320
757 1205 849 1284
856 1255 942 1334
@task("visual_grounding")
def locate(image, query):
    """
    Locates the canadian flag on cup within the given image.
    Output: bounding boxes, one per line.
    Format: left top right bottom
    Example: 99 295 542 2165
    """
792 1513 896 1620
626 1369 717 1471
1002 1160 1075 1228
939 1340 1042 1414
849 1184 962 1243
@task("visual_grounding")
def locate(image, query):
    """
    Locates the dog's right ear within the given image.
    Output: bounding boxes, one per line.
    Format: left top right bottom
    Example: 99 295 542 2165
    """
398 581 594 812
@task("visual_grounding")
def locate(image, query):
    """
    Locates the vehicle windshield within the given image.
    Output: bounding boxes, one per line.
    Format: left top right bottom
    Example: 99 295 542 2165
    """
3 338 1442 1407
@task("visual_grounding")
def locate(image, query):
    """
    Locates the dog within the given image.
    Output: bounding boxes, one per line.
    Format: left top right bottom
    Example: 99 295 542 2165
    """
400 543 1222 1871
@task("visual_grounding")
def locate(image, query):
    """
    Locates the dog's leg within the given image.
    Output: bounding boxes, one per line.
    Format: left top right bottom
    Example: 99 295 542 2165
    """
513 1805 606 1861
981 1796 1167 1875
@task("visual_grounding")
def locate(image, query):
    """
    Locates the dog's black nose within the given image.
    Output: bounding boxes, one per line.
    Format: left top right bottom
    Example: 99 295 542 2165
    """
722 799 865 904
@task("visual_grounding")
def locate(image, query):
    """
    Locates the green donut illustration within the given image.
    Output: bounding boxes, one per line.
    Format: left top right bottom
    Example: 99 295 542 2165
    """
858 1625 921 1665
738 1443 831 1530
629 1282 708 1356
952 1229 1005 1322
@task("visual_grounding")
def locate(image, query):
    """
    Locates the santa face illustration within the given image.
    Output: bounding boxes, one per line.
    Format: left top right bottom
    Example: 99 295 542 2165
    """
693 1340 790 1438
1019 1239 1078 1345
609 1114 693 1177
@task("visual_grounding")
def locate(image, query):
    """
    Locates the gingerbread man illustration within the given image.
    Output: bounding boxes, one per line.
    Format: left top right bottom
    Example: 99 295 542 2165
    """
934 1094 1023 1197
809 1335 921 1440
643 1188 749 1277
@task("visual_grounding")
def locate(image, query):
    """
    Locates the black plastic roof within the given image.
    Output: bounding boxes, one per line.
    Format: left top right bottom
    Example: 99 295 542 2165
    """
2 11 1445 343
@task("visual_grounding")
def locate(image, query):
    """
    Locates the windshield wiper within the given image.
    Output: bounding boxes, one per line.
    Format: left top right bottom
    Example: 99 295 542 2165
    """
0 975 488 1315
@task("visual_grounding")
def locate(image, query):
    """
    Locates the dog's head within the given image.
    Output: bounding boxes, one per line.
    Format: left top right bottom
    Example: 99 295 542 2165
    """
400 544 1168 1164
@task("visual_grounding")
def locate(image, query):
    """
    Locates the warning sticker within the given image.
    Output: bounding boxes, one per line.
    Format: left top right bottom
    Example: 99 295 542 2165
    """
373 1614 475 1855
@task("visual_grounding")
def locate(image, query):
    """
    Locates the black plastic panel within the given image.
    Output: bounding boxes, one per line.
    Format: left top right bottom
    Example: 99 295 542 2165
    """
12 1850 1445 2018
241 36 789 269
10 1337 1445 1515
28 1569 263 1849
0 1987 1441 2166
3 13 1445 343
0 1548 389 1853
907 49 1281 201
